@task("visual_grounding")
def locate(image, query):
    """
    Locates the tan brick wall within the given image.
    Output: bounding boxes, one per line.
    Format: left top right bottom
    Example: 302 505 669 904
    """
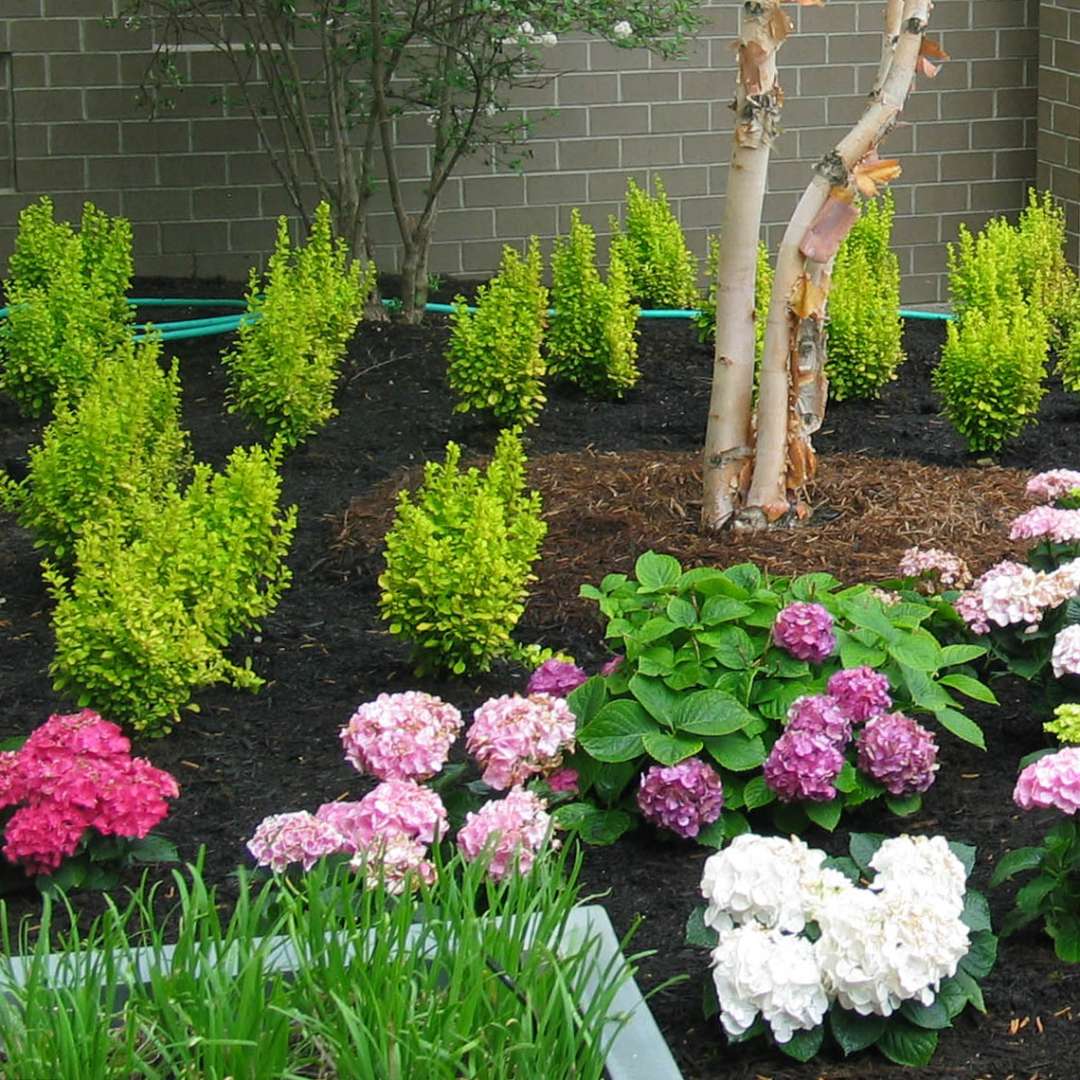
0 1 1042 302
1038 0 1080 267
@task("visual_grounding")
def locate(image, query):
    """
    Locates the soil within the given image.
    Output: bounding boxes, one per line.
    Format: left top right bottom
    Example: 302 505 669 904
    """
3 279 1080 1079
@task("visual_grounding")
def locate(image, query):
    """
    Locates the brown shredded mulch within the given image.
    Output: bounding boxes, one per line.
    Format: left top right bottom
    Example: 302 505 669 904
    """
330 449 1031 636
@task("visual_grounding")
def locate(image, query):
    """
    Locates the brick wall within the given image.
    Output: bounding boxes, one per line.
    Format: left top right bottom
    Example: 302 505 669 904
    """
0 1 1042 302
1038 1 1080 267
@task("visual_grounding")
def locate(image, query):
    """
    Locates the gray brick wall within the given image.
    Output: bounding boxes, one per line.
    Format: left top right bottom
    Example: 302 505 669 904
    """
1038 0 1080 267
0 1 1044 302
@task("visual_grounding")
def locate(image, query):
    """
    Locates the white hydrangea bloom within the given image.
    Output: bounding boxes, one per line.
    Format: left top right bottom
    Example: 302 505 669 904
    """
700 834 831 933
869 834 967 915
815 887 969 1017
538 31 557 46
711 924 828 1043
1053 624 1080 679
612 19 633 39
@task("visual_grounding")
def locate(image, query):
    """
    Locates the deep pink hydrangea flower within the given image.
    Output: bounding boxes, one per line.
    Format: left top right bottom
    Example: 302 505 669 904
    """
772 603 836 663
827 667 892 724
546 768 580 794
247 811 348 873
1014 747 1080 814
3 805 90 876
600 655 624 677
317 780 447 851
457 788 553 879
340 692 462 782
763 729 845 802
857 712 939 796
637 758 725 839
1026 470 1080 504
466 693 576 790
526 659 588 697
786 695 853 746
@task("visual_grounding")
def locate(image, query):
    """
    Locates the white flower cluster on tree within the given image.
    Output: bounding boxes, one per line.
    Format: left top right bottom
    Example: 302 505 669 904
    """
701 835 970 1043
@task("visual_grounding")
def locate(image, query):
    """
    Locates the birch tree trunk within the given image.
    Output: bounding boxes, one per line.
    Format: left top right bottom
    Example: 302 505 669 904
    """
738 0 934 528
701 0 790 530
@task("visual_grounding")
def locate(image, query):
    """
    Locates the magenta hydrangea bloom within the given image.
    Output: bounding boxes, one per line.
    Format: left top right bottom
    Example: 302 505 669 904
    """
763 729 845 803
826 667 892 724
316 780 447 851
546 768 580 794
636 758 725 839
772 603 836 663
600 655 624 677
786 695 853 746
526 658 588 697
457 788 553 879
247 811 348 873
340 692 462 782
466 693 576 790
857 712 939 796
1014 748 1080 814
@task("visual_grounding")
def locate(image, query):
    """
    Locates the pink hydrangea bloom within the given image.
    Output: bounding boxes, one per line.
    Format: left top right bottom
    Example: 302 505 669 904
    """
92 757 180 838
827 667 893 724
317 780 447 850
351 833 436 894
636 758 725 839
954 561 1047 634
772 603 836 663
341 692 462 781
1026 470 1080 504
1010 506 1080 544
247 811 349 873
3 804 90 876
600 655 625 677
466 693 576 790
1052 625 1080 679
786 695 853 746
546 768 580 794
897 547 972 592
457 788 553 879
526 659 587 697
1014 748 1080 814
857 712 939 796
763 729 845 802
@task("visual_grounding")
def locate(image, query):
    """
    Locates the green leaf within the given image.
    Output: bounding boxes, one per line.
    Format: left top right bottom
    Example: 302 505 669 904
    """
843 596 901 643
901 996 953 1030
1015 874 1057 914
742 775 776 810
938 673 997 704
700 595 754 624
829 1007 886 1056
934 707 986 750
947 841 977 877
724 563 762 594
887 629 943 671
837 630 887 669
593 760 638 805
884 793 922 817
823 855 860 884
777 1024 824 1062
1050 913 1080 963
877 1018 938 1067
959 930 997 979
804 800 842 831
704 733 767 772
567 676 607 726
789 572 841 600
642 730 703 765
961 890 992 933
629 674 681 727
666 595 698 627
635 551 681 591
579 701 658 762
696 625 759 669
685 905 719 949
674 690 755 736
1019 747 1058 769
940 644 988 665
988 846 1045 888
637 643 675 677
126 834 179 864
849 832 886 872
950 969 985 1013
552 804 634 846
636 617 678 643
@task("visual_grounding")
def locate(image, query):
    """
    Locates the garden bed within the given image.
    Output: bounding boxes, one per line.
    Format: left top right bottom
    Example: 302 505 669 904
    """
3 282 1080 1078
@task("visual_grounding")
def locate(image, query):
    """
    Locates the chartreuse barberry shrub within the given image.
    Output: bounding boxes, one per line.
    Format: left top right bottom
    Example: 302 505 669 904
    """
0 199 133 417
1016 189 1078 352
379 428 547 676
826 192 904 401
1056 289 1080 392
688 833 996 1066
446 239 548 425
45 443 297 735
609 177 698 309
0 337 191 560
932 299 1049 453
223 203 374 450
550 553 993 848
546 209 640 397
694 237 772 362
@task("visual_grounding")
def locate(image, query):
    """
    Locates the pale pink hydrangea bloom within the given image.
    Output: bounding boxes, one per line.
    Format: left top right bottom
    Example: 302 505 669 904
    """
827 667 892 724
786 695 853 746
1010 506 1080 545
526 658 587 697
466 693 576 790
247 811 349 873
636 758 724 839
1052 625 1080 679
350 833 436 894
340 692 462 782
954 561 1046 634
457 788 553 879
772 603 836 663
897 547 972 592
316 780 447 851
868 587 902 608
1014 747 1080 814
1026 470 1080 504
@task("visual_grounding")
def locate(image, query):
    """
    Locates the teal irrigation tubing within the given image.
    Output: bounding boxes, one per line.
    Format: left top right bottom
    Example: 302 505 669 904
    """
127 296 249 310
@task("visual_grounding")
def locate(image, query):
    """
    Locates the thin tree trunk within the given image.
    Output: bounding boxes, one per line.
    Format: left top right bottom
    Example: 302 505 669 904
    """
739 0 932 528
701 0 789 530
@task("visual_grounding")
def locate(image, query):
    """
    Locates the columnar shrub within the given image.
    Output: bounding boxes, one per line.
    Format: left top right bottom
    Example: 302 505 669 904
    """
826 193 905 401
1 337 191 560
379 428 547 675
223 202 374 449
1016 189 1077 351
546 209 640 397
446 239 548 425
609 178 698 309
46 444 297 735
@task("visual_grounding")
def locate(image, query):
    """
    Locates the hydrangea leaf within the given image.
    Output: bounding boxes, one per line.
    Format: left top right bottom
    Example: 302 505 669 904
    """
777 1024 824 1062
829 1007 886 1055
877 1018 938 1067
